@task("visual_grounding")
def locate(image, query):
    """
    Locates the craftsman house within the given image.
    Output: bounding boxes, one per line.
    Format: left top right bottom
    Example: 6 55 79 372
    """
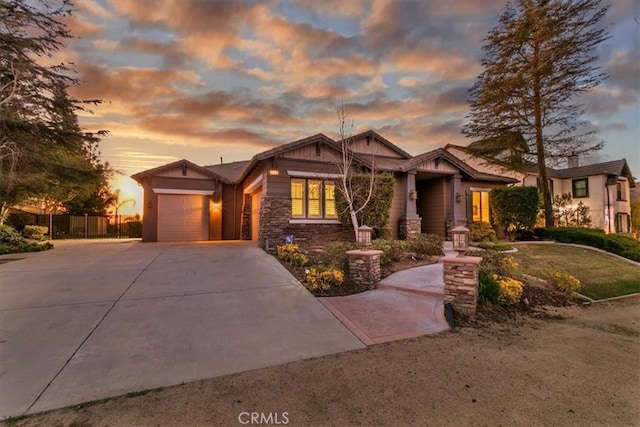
444 144 635 233
132 130 521 246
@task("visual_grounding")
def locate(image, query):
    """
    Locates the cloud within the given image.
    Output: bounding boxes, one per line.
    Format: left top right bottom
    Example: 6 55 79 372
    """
291 0 365 17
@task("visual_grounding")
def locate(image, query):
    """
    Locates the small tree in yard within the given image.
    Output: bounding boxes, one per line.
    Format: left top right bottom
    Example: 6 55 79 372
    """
462 0 610 228
551 193 592 227
491 186 539 240
334 104 377 242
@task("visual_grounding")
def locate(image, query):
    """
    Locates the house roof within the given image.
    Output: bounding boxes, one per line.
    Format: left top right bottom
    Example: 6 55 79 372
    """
131 159 232 184
401 148 519 183
203 160 251 183
524 159 635 187
346 129 413 159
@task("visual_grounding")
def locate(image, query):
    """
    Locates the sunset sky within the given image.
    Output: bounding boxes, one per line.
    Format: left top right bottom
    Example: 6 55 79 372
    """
60 0 640 215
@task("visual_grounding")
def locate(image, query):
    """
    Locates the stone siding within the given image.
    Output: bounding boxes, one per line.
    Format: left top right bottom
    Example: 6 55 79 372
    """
440 255 482 316
259 195 353 251
346 250 382 288
399 217 422 240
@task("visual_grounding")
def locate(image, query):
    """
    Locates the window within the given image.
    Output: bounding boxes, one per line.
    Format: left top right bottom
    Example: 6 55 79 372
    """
616 181 626 201
615 213 630 233
536 177 554 197
572 178 589 198
290 179 337 219
472 191 490 222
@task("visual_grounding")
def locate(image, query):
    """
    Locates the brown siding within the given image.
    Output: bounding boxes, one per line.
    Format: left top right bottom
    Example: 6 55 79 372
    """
221 183 239 240
388 173 406 239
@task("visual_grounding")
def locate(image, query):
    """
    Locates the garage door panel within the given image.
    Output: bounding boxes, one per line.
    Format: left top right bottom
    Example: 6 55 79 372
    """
158 195 209 242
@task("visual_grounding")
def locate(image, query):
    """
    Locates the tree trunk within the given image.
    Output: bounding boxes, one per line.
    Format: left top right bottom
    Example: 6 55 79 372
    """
349 209 359 242
0 202 8 225
532 38 554 227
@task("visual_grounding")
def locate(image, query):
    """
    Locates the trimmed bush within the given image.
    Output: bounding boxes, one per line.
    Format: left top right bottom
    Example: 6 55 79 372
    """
491 186 539 240
371 239 408 266
469 222 496 242
534 227 640 262
23 225 49 241
0 241 53 254
477 250 518 278
313 242 358 270
406 234 444 258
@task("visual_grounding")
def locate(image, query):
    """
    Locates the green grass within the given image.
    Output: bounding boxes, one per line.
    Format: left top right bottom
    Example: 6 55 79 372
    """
512 243 640 300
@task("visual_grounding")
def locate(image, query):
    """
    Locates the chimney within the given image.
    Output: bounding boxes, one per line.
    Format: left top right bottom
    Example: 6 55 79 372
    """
220 157 223 165
568 154 579 168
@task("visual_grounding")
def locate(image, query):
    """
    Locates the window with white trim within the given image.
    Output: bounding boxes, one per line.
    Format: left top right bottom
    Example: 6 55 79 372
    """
290 179 337 219
472 190 490 222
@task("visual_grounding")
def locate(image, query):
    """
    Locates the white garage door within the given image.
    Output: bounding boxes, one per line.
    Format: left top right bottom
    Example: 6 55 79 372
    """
157 194 209 242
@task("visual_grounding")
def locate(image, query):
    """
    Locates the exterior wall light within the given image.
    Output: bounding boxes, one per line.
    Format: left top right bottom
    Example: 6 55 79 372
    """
268 169 280 176
409 189 417 200
357 225 373 246
451 225 470 257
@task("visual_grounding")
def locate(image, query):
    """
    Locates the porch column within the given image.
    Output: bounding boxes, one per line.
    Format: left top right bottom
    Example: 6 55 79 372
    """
447 174 466 239
399 170 421 239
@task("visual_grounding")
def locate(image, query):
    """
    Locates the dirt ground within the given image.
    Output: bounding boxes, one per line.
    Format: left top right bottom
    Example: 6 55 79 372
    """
6 297 639 427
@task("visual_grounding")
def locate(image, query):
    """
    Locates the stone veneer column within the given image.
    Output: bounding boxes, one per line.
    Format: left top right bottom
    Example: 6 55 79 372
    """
439 255 482 316
346 249 383 289
399 217 422 240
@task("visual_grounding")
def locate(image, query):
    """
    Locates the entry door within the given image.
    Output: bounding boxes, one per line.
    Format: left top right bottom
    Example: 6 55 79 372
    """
158 194 209 242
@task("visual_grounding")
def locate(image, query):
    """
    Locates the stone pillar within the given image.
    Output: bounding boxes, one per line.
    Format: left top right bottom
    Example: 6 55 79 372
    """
346 250 383 289
400 169 422 239
439 255 482 316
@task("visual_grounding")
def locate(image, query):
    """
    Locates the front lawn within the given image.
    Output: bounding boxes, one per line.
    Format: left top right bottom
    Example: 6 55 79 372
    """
512 243 640 300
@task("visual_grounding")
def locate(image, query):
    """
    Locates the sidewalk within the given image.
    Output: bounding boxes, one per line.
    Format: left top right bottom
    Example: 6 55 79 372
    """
319 243 455 345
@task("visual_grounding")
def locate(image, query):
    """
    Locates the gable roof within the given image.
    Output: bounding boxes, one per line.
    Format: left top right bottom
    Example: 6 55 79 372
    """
204 160 251 182
402 148 519 183
131 159 232 184
346 130 412 159
524 159 635 187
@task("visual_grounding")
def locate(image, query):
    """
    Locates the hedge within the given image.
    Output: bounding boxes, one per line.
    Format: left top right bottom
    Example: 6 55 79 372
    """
534 227 640 262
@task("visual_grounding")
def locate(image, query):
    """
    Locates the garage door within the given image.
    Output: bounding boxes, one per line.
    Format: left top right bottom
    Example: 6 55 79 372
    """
157 194 209 242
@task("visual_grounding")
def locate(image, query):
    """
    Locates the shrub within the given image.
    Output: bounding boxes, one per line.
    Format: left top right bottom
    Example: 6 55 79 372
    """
305 267 345 291
277 243 300 262
335 172 395 239
544 271 581 295
469 222 496 242
497 276 524 305
22 225 49 241
313 242 358 270
0 225 25 245
534 227 640 262
127 220 143 238
371 239 408 265
477 250 518 278
478 271 501 305
0 241 53 254
406 234 444 258
491 186 539 240
289 252 309 267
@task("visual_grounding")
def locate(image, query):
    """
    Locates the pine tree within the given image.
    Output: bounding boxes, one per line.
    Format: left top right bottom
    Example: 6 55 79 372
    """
462 0 609 226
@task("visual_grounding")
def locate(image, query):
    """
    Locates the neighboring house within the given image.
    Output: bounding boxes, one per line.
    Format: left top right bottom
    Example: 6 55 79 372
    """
132 130 517 246
444 144 636 234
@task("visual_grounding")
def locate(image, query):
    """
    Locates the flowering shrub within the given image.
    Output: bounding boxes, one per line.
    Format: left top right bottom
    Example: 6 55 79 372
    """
305 267 345 291
496 275 524 305
277 243 300 262
544 271 581 295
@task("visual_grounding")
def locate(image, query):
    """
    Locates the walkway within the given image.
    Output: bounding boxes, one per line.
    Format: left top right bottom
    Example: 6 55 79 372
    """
319 243 454 345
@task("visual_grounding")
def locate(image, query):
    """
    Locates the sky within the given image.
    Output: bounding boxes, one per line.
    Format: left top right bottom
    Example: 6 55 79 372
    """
57 0 640 215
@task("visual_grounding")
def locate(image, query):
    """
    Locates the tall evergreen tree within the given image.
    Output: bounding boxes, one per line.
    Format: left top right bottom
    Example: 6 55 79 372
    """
0 0 111 222
462 0 609 226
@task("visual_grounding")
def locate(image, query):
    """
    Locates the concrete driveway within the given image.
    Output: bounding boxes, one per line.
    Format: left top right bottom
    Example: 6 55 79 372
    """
0 240 363 418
